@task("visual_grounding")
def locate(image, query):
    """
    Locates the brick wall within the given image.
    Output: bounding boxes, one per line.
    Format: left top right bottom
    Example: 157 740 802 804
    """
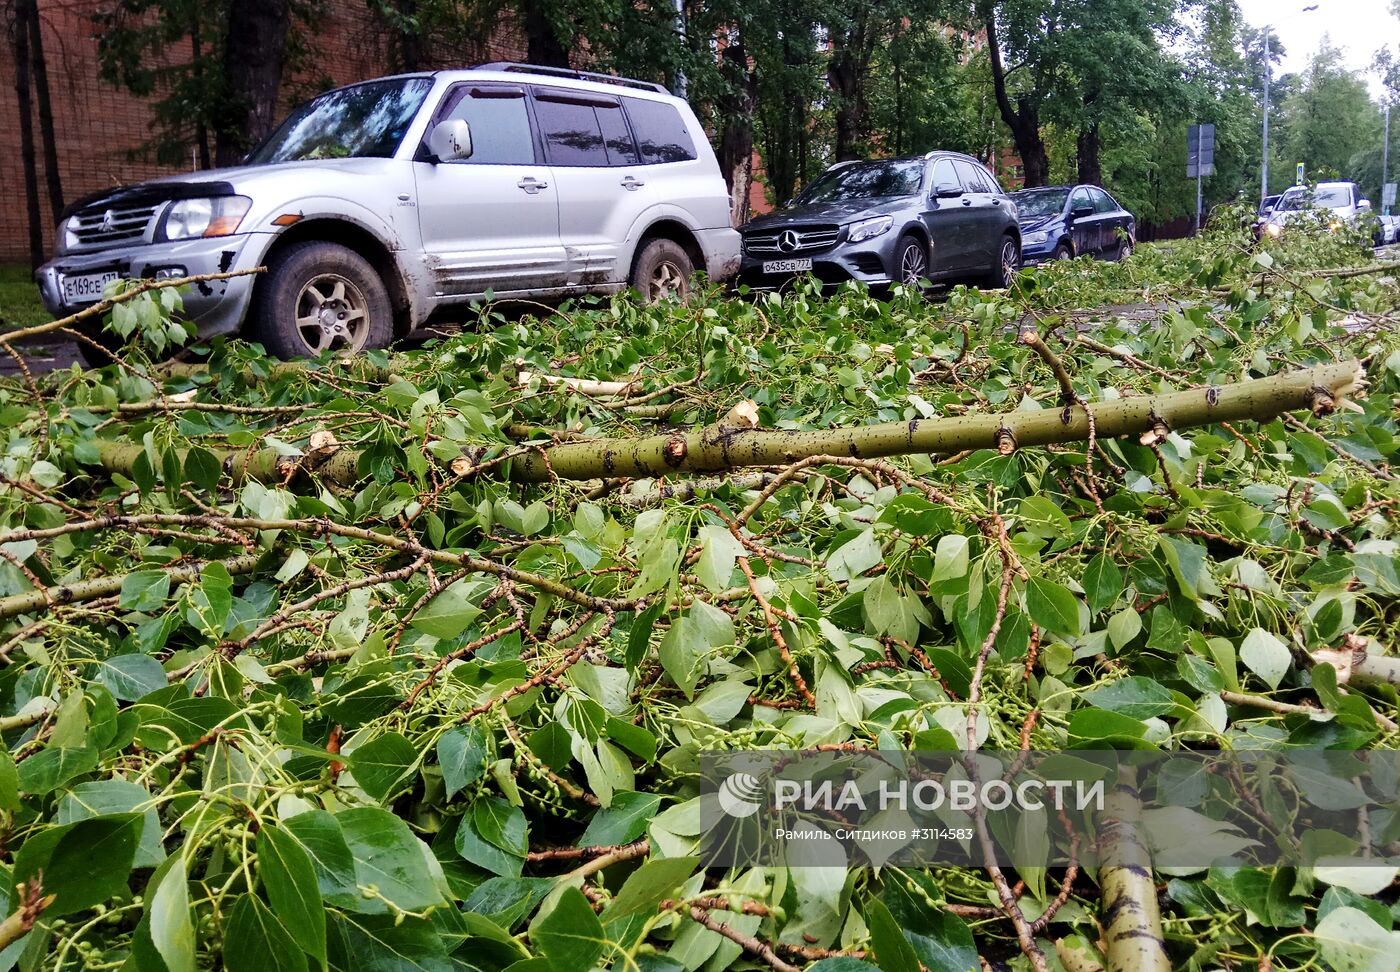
1 0 526 263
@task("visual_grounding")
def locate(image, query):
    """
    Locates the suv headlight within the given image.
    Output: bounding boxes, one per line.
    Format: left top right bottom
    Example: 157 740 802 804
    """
847 215 893 244
58 216 80 254
1023 230 1050 245
160 196 252 242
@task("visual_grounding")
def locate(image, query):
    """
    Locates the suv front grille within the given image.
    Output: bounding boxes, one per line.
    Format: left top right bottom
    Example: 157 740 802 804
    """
743 224 841 255
70 205 159 247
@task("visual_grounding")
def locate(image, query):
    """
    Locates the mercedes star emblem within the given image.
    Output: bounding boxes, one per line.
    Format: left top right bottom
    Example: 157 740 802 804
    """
99 210 116 234
778 230 801 253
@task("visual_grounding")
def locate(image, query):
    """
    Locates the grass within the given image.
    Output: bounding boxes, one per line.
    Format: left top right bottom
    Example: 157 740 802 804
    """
0 263 50 330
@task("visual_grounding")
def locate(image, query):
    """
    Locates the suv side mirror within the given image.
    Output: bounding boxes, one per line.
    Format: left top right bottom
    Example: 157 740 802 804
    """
1070 205 1095 220
428 119 473 163
933 184 963 199
1358 199 1373 211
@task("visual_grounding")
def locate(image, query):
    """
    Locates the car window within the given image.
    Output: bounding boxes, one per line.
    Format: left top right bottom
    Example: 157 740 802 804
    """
1091 188 1117 214
436 85 536 165
796 160 924 203
976 164 1003 195
930 159 959 195
1070 188 1094 212
251 77 433 163
953 160 987 193
624 97 697 164
534 90 636 166
1011 188 1069 217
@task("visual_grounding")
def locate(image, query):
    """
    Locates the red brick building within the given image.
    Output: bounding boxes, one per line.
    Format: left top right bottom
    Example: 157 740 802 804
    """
0 0 526 262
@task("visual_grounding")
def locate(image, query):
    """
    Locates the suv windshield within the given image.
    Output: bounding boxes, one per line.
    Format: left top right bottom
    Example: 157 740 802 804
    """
1278 185 1351 211
1011 189 1070 218
250 78 434 164
796 160 924 204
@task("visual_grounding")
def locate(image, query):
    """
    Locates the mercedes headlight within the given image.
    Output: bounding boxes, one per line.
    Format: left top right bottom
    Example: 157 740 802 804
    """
847 215 893 244
1023 230 1050 245
160 196 252 242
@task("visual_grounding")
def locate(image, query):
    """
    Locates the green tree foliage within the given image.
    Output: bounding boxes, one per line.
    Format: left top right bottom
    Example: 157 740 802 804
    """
1281 41 1382 185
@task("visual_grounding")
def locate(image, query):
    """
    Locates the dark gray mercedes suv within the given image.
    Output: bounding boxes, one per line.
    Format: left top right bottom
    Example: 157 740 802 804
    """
737 153 1021 291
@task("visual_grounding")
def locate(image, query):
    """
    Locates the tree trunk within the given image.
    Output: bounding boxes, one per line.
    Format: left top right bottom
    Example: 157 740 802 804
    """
718 39 756 225
983 10 1051 188
191 16 211 169
22 0 62 222
523 0 569 68
97 362 1363 486
10 0 44 268
1077 123 1101 186
388 0 422 72
1098 767 1171 972
216 0 292 167
827 21 869 162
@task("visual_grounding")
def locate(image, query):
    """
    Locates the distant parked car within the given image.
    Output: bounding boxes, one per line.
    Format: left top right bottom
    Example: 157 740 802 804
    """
1260 193 1283 217
736 153 1021 291
1011 185 1136 264
37 63 740 361
1258 181 1374 242
1378 214 1399 247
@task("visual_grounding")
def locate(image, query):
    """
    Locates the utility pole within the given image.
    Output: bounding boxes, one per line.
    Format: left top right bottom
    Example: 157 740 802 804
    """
1384 103 1392 216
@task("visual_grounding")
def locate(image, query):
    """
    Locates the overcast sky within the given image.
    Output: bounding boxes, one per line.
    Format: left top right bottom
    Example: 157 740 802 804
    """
1235 0 1396 96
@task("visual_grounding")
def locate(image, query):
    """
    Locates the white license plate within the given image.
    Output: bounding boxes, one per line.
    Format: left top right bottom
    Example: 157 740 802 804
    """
762 258 813 273
59 271 122 304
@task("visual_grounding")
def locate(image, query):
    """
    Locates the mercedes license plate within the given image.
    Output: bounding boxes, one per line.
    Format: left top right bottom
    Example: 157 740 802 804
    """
59 271 122 304
762 258 813 274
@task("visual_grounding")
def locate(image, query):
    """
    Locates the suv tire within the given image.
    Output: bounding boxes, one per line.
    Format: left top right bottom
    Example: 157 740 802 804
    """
251 241 393 359
631 238 694 302
987 235 1020 288
894 235 929 287
1053 243 1072 261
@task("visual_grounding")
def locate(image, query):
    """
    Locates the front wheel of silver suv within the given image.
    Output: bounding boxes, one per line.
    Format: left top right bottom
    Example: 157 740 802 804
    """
631 238 695 302
250 241 393 359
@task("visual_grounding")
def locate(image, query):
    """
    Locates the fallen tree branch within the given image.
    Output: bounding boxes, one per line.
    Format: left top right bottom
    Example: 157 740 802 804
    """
0 553 262 621
1098 766 1171 972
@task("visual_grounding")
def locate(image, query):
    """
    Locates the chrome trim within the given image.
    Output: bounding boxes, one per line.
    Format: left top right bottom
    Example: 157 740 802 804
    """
742 224 841 255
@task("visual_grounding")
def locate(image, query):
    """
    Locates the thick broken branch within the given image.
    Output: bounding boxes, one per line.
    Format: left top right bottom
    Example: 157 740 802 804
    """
88 361 1365 487
1098 766 1170 972
0 553 262 621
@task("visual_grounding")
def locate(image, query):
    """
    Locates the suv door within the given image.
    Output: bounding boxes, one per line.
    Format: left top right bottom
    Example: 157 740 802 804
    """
412 82 567 297
953 159 1007 269
531 86 647 287
1067 187 1100 256
923 158 978 271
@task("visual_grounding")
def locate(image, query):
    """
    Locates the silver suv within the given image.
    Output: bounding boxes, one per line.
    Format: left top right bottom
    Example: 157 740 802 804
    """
37 64 740 359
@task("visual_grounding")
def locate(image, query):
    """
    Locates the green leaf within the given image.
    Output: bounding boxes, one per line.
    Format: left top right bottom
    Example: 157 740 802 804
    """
472 796 529 856
1312 906 1400 972
659 601 733 697
334 807 446 913
12 813 142 916
283 811 358 902
534 887 607 972
257 825 327 969
223 894 307 972
1160 536 1218 600
326 913 452 972
1106 607 1142 649
1018 495 1072 540
606 855 699 921
351 732 417 804
94 654 168 701
883 882 978 972
410 578 485 639
1082 677 1175 719
147 854 196 972
826 530 883 582
56 780 164 868
931 534 969 585
864 899 920 972
437 724 488 800
1240 627 1292 690
16 743 97 795
1024 577 1081 637
579 791 662 847
183 447 222 494
1082 555 1123 614
695 525 742 593
120 571 171 612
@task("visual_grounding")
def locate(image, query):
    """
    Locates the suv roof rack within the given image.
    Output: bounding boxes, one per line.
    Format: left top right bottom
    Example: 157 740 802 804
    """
471 62 668 94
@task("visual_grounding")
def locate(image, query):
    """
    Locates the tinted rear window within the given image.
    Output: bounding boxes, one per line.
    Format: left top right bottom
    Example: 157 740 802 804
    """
624 98 697 164
534 92 637 166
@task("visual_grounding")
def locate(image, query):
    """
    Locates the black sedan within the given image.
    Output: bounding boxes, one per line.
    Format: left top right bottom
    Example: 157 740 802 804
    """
1011 185 1136 265
737 153 1022 291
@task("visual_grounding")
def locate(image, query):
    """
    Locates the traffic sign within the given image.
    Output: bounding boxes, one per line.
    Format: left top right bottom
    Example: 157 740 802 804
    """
1385 183 1397 208
1296 163 1306 185
1187 124 1216 178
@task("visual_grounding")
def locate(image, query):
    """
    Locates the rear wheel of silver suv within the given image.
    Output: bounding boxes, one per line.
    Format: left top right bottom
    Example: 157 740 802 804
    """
251 241 393 359
631 238 695 302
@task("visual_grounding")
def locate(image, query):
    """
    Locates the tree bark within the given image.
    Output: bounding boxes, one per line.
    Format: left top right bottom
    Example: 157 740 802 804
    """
983 9 1050 187
718 38 756 226
523 0 570 68
190 15 211 169
0 553 262 621
94 361 1363 486
9 0 44 268
1098 767 1171 972
216 0 292 167
1077 123 1101 186
22 0 62 221
827 11 871 162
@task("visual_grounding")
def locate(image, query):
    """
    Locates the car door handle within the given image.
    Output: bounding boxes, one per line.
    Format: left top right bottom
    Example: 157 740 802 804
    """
620 176 645 190
991 198 1001 205
961 198 973 206
517 177 549 193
